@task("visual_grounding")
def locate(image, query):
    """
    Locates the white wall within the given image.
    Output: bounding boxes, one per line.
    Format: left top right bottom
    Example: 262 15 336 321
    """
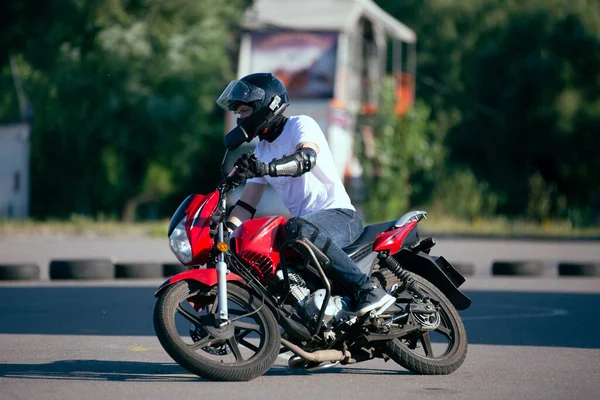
0 123 30 218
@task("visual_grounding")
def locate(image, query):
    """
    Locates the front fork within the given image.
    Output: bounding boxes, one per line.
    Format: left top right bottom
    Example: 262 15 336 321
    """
215 197 229 321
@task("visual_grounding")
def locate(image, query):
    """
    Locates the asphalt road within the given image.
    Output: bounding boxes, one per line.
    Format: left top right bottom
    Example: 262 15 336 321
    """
0 278 599 400
1 237 600 400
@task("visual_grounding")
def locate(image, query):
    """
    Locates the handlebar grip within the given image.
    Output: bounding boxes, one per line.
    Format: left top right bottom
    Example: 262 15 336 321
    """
227 166 238 178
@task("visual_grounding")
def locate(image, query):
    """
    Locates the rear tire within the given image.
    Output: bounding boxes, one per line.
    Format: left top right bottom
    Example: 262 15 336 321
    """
154 281 280 381
373 267 468 375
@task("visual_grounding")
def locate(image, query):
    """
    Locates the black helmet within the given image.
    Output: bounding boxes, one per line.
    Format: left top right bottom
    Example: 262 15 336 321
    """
217 72 289 114
218 73 290 144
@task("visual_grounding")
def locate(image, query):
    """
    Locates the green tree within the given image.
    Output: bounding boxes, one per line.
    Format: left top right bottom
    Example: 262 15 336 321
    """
0 0 247 220
377 0 600 223
456 0 600 218
356 77 445 222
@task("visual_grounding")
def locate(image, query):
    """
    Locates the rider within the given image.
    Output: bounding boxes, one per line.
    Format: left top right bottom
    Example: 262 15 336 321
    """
217 72 394 317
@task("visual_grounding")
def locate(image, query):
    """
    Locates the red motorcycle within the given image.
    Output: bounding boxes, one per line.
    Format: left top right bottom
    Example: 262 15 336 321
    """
153 156 471 381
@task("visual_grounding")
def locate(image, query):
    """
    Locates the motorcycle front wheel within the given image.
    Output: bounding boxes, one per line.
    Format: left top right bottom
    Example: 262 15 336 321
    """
153 281 280 381
372 268 468 375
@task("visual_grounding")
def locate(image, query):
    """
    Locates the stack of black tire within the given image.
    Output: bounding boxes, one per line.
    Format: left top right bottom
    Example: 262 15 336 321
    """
1 259 599 281
0 260 189 281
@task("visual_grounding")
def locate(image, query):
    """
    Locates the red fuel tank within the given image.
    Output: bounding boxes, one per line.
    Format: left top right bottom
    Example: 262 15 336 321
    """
230 216 286 282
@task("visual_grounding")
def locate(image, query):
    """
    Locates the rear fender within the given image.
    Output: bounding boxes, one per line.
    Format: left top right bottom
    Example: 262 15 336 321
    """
373 221 419 255
395 250 472 310
154 268 243 297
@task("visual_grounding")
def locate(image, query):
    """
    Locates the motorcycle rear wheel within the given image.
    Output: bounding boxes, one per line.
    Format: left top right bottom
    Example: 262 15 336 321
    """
153 281 280 381
373 269 468 375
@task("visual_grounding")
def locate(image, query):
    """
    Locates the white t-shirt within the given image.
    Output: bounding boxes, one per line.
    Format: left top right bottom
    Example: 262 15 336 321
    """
248 115 354 218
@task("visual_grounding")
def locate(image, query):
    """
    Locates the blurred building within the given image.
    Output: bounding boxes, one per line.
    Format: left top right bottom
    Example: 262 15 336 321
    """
0 123 30 218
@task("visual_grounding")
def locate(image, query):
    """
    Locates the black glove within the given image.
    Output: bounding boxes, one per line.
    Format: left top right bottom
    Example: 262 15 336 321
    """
234 152 267 180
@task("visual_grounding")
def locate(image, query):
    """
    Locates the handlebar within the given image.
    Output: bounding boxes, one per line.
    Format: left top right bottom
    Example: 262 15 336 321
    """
227 166 239 179
217 166 242 196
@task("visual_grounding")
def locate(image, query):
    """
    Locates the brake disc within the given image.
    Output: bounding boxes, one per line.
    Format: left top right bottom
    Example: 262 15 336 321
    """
189 324 231 356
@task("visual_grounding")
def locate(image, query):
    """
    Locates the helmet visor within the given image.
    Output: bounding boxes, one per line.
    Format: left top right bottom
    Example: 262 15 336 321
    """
216 80 266 112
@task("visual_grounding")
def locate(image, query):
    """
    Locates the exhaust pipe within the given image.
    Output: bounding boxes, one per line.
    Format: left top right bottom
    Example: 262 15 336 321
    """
280 338 350 363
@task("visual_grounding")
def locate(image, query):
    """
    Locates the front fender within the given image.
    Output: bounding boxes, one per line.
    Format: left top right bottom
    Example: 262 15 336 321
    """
396 250 472 310
154 268 243 297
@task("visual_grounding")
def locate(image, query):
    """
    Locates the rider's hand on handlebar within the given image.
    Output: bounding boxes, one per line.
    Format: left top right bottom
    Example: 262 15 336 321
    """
228 167 246 185
234 152 267 180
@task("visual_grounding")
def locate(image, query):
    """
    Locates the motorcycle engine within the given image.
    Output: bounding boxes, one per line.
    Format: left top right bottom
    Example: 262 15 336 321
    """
275 268 310 305
276 267 352 328
302 289 352 328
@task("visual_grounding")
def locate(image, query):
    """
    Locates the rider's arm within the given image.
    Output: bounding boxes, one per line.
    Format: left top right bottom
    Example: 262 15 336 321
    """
263 142 319 178
297 141 319 154
226 182 265 231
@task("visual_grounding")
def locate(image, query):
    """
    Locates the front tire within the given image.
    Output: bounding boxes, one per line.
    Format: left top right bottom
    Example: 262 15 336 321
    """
154 281 280 381
373 268 468 375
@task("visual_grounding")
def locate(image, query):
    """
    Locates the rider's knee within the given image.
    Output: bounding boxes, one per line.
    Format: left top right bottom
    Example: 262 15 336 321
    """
284 217 304 239
284 217 319 241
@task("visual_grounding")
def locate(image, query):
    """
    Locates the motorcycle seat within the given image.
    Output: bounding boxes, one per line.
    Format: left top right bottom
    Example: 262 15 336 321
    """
342 219 421 256
342 220 397 254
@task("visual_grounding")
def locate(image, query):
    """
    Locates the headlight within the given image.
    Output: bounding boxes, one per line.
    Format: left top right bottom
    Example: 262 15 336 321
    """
169 216 192 263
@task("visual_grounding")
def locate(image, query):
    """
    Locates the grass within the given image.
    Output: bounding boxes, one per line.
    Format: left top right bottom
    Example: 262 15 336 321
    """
1 214 599 239
0 215 169 238
418 215 600 238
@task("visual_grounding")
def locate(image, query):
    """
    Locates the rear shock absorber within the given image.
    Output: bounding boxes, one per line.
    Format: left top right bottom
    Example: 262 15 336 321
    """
378 253 429 301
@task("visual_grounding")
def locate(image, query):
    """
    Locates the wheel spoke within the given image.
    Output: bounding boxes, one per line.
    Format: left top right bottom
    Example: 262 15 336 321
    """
420 332 434 357
176 304 203 326
238 337 259 352
189 335 214 350
436 324 452 339
227 336 244 362
237 329 253 340
233 320 261 332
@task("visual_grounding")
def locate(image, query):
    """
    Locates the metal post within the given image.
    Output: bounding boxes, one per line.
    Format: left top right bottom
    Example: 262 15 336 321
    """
407 41 417 101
